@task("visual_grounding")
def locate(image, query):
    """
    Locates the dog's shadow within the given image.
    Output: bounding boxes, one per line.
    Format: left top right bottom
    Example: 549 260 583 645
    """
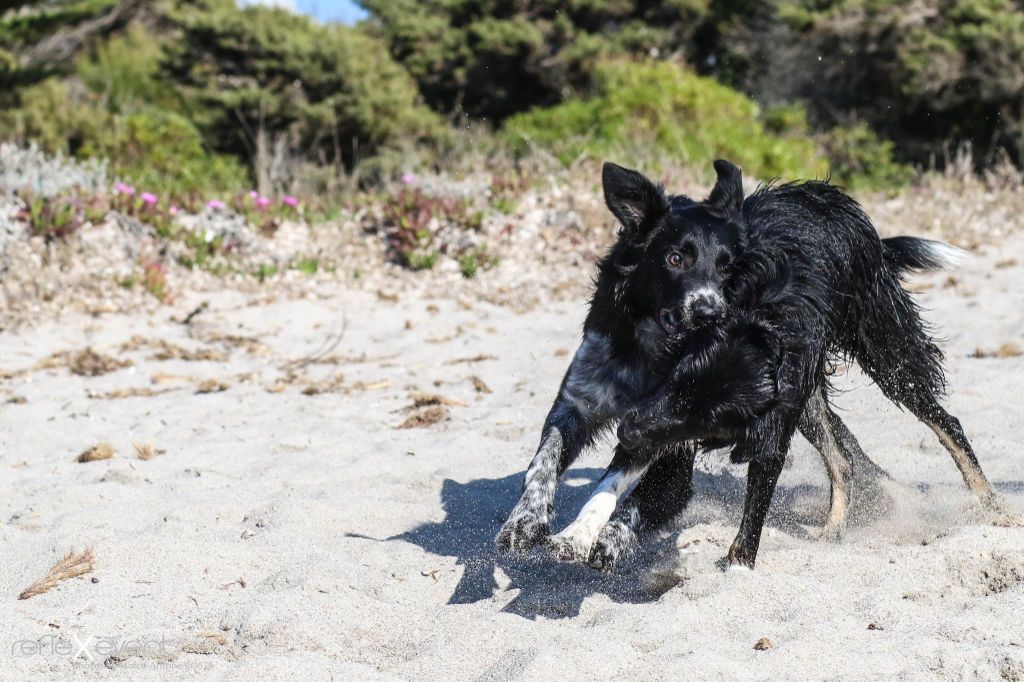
380 466 834 620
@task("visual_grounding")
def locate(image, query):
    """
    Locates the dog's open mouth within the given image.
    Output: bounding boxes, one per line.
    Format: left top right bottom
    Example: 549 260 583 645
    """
658 308 685 336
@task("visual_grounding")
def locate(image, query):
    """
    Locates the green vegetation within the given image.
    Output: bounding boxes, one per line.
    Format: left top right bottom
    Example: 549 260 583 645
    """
504 60 828 181
2 0 1023 237
1 0 446 198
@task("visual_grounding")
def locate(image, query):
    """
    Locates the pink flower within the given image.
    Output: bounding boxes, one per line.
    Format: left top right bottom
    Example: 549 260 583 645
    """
169 205 179 216
140 192 158 205
256 196 271 208
207 200 226 210
249 190 260 199
282 195 300 208
114 182 135 196
401 173 417 185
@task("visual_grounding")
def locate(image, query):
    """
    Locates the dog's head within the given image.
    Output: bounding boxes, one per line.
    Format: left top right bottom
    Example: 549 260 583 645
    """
601 159 747 338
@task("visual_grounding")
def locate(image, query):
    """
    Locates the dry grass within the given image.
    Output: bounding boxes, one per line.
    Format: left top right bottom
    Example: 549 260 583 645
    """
195 631 227 645
397 405 449 429
970 342 1023 359
469 375 492 394
409 392 466 408
301 372 345 396
445 354 498 365
862 149 1024 246
195 379 230 394
119 335 228 362
78 443 115 462
133 441 163 460
89 386 178 400
19 548 95 599
35 348 132 376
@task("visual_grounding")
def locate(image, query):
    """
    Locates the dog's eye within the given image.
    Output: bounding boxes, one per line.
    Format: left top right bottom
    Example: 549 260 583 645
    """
716 253 731 273
666 251 683 268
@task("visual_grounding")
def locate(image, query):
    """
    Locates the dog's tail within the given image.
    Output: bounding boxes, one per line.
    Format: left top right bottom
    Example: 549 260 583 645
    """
882 236 966 273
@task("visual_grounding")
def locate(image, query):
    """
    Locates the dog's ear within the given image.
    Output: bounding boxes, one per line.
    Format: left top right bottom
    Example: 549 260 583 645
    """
602 162 668 235
707 159 744 217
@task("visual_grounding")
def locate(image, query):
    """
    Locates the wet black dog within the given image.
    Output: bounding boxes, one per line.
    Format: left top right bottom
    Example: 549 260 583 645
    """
593 160 1002 569
496 160 966 567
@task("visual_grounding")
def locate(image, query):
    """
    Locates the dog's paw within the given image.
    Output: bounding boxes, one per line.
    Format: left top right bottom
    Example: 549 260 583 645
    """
981 496 1024 528
724 540 757 571
587 520 638 573
496 507 550 553
818 520 846 543
546 522 597 563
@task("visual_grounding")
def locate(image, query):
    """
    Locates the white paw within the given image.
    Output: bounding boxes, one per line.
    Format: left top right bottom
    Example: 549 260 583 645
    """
547 522 599 562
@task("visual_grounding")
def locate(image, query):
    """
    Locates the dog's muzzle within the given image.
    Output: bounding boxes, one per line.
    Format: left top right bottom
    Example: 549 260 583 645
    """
686 291 725 326
659 290 725 335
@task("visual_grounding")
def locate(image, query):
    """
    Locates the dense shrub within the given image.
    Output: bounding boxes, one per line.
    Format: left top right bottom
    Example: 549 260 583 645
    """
2 0 1021 190
161 0 449 172
503 60 827 181
708 0 1024 168
361 0 711 122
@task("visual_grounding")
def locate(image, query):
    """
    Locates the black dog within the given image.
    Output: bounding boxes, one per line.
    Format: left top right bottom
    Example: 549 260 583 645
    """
579 160 1003 569
496 161 960 566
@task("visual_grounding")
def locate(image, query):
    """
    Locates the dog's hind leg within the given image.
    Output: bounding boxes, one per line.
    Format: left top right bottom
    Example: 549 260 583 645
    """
547 445 653 562
588 443 697 572
798 394 852 541
910 398 995 502
909 398 1024 524
797 388 889 540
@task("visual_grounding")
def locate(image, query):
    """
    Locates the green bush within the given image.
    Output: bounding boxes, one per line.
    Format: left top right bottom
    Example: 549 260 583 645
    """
362 0 711 122
161 0 449 171
80 108 249 197
503 60 827 181
821 123 912 191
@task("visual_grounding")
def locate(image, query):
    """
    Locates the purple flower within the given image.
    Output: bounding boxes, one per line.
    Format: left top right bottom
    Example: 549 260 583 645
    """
282 195 300 208
140 192 158 205
401 173 418 185
256 196 271 208
249 190 260 199
207 200 226 210
114 182 135 196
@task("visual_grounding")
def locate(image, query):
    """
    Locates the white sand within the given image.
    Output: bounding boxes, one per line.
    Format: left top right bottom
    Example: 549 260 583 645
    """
2 237 1023 681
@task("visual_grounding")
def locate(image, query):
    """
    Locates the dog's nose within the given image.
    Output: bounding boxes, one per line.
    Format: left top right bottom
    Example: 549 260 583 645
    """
690 295 724 323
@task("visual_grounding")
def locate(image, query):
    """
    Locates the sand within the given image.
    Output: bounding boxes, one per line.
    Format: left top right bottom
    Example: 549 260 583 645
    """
1 236 1023 681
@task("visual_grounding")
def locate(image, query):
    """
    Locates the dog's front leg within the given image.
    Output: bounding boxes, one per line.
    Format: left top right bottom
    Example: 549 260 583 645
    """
496 395 604 553
726 414 793 569
588 443 697 572
547 444 653 562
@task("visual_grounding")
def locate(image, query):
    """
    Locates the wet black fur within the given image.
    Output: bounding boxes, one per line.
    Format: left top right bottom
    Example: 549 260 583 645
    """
614 160 984 568
496 159 987 572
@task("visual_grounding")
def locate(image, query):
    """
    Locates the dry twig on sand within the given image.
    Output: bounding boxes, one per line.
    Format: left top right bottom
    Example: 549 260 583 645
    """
445 354 497 365
19 548 95 600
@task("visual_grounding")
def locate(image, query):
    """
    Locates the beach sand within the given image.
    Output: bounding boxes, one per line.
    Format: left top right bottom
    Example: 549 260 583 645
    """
2 237 1023 681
